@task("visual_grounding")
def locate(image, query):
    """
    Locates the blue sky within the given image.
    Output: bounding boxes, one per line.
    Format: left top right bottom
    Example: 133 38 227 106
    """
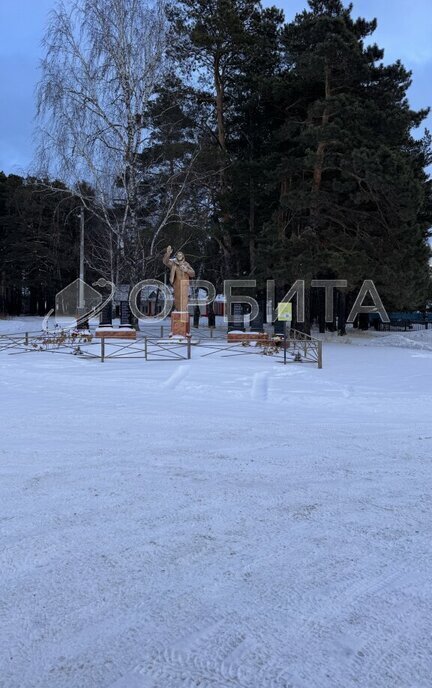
1 0 432 175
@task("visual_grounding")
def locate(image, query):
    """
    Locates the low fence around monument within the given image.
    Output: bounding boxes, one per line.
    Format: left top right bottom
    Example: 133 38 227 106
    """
0 326 323 368
194 328 322 367
0 330 45 352
98 336 191 362
0 329 96 356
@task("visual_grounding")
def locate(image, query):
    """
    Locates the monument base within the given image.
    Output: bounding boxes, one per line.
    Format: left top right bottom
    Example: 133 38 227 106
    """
170 311 190 337
227 331 268 344
95 327 137 340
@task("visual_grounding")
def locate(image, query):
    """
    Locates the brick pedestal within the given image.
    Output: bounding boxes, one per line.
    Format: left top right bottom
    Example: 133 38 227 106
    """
227 332 268 344
171 311 190 337
95 328 136 340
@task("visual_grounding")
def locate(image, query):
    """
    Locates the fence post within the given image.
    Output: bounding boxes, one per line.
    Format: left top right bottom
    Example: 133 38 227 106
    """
187 334 191 360
144 336 148 360
25 332 29 346
160 325 164 338
317 341 323 369
101 337 105 363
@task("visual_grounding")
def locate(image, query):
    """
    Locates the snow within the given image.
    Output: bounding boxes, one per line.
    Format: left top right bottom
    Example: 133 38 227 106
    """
1 318 432 687
315 327 432 352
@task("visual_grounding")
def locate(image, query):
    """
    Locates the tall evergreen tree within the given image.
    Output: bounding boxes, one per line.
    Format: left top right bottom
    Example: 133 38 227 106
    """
168 0 284 280
262 0 432 331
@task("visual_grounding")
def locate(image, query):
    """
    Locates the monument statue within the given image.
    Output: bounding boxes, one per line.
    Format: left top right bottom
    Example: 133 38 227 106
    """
163 246 195 336
163 246 195 312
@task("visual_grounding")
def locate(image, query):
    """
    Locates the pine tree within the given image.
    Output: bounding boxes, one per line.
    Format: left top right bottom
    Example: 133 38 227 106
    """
168 0 284 280
263 0 432 331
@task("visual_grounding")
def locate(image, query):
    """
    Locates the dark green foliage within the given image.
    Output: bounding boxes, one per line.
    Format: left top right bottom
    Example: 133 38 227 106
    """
260 0 432 324
0 174 80 315
167 0 431 323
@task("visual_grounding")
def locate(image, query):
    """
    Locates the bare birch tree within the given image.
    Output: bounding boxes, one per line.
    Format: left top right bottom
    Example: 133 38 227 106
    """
36 0 203 285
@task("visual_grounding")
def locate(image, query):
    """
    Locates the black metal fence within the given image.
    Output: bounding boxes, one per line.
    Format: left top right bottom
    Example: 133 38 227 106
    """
371 313 431 332
0 326 323 367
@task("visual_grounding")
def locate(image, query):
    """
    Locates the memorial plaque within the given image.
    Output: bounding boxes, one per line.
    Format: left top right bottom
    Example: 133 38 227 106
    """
251 300 265 332
273 319 284 335
99 302 113 327
228 302 244 332
119 298 132 327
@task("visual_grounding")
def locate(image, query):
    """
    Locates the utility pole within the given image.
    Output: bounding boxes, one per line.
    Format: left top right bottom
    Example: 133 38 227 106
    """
79 208 85 308
77 208 87 329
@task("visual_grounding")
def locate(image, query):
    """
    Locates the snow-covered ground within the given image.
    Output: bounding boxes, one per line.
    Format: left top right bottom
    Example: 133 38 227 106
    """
1 317 432 687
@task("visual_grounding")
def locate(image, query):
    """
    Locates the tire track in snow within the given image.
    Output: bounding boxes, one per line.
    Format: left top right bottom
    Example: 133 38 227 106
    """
162 365 189 390
113 634 293 688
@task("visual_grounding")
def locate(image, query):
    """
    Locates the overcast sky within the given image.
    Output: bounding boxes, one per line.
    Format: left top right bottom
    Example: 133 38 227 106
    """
1 0 432 175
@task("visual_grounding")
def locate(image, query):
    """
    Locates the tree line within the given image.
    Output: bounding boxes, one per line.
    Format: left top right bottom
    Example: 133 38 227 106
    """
1 0 431 330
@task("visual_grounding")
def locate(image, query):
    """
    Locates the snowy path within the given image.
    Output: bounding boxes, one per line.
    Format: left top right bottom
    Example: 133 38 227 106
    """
1 334 432 687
